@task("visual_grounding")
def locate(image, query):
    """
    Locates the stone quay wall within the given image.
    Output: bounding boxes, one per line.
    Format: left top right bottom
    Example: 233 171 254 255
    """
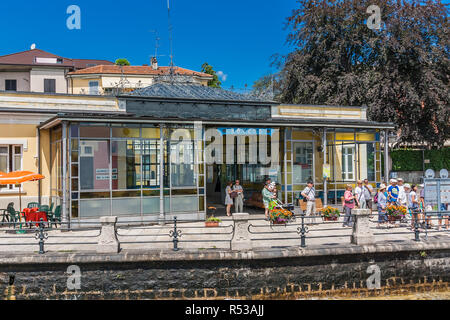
1 242 449 300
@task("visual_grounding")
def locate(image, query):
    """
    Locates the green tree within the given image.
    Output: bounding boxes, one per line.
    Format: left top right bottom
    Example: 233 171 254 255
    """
115 58 131 66
252 73 281 100
278 0 449 148
201 62 221 88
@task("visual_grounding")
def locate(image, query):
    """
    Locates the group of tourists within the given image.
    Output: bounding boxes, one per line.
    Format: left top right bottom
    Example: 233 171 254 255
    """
376 178 449 230
299 179 374 228
224 176 449 230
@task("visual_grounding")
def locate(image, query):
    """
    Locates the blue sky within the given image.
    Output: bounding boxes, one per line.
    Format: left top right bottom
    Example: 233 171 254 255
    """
1 0 297 90
1 1 447 90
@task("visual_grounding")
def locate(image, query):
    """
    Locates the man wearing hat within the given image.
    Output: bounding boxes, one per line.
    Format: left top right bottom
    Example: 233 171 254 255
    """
387 179 399 204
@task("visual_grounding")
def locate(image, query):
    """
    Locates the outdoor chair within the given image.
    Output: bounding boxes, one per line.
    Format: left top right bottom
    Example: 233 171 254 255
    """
6 203 20 228
39 205 49 214
27 202 40 209
1 202 14 224
39 205 50 225
48 205 61 228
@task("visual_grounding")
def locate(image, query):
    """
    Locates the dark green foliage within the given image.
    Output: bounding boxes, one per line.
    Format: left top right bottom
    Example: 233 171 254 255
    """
278 0 449 147
391 148 450 171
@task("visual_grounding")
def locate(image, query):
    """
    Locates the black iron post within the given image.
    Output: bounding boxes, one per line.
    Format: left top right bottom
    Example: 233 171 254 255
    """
35 218 48 254
414 210 420 242
169 216 181 251
297 211 308 248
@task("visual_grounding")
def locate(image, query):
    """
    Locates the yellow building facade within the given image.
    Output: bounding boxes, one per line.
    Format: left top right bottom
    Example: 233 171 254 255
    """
0 91 124 209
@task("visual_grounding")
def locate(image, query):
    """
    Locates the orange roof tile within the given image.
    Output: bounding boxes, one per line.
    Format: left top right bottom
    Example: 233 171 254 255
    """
67 65 213 78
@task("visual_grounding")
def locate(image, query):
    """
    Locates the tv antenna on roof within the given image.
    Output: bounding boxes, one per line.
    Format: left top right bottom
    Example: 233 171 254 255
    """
167 0 174 75
150 30 161 58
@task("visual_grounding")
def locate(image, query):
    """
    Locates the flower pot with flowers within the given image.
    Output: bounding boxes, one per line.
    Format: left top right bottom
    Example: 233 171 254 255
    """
205 216 221 227
321 206 340 221
386 204 407 222
269 200 294 225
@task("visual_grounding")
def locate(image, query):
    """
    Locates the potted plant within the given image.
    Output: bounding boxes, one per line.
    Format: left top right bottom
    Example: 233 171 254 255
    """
386 204 406 222
205 216 221 227
321 206 340 221
269 208 294 225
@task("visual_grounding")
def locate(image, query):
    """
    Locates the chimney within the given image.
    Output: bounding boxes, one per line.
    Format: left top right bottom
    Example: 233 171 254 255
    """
151 57 158 70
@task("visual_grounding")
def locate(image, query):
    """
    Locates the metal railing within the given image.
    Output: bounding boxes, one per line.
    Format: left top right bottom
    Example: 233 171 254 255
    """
0 210 448 255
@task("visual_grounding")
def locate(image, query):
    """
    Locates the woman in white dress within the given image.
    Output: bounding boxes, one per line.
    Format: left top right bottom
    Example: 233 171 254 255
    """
225 181 234 217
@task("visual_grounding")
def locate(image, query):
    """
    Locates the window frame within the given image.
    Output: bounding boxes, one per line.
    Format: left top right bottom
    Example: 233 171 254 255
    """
44 79 56 93
341 145 355 182
5 79 17 91
89 81 100 95
0 144 23 191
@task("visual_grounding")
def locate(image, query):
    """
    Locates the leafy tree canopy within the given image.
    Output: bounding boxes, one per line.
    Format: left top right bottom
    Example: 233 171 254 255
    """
278 0 449 148
201 62 221 88
115 58 131 66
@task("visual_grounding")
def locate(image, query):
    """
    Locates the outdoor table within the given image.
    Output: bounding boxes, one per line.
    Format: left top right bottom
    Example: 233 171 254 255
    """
23 208 47 227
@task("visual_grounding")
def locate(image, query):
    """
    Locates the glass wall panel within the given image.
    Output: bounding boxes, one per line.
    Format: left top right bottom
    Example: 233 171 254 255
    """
142 140 160 188
112 125 140 138
112 198 140 216
79 140 110 190
170 138 196 187
112 140 141 190
79 199 110 217
80 126 110 138
143 197 160 214
142 127 160 139
171 196 198 212
71 201 78 218
293 142 313 184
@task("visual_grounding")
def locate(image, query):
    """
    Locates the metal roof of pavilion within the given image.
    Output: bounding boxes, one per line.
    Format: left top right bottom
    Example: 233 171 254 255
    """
127 76 273 103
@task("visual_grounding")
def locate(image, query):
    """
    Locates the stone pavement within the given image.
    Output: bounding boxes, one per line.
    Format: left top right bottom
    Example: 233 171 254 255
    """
0 214 448 253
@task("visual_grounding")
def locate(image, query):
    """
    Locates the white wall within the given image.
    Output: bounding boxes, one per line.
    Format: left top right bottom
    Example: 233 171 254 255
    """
101 75 154 89
30 68 68 93
0 72 30 91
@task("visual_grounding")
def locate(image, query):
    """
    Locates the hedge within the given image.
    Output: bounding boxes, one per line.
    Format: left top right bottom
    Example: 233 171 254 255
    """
390 148 450 172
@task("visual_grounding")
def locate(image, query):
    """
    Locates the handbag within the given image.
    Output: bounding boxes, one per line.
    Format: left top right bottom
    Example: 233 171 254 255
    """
230 191 238 199
302 187 313 203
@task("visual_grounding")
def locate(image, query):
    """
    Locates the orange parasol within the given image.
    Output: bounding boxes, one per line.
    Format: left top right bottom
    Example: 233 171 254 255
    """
0 171 45 212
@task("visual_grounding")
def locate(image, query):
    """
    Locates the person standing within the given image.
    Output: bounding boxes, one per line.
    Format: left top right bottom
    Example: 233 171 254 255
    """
301 181 316 225
387 179 399 204
225 181 234 217
397 178 407 207
408 184 420 229
377 184 388 226
355 180 366 209
262 182 274 221
343 184 356 227
419 184 433 228
363 179 374 210
233 179 244 213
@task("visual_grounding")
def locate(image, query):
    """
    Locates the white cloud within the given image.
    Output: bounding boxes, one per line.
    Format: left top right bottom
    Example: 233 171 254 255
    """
217 71 228 82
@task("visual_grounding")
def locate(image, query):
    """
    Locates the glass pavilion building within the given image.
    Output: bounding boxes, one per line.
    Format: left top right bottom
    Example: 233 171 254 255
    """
38 81 394 223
